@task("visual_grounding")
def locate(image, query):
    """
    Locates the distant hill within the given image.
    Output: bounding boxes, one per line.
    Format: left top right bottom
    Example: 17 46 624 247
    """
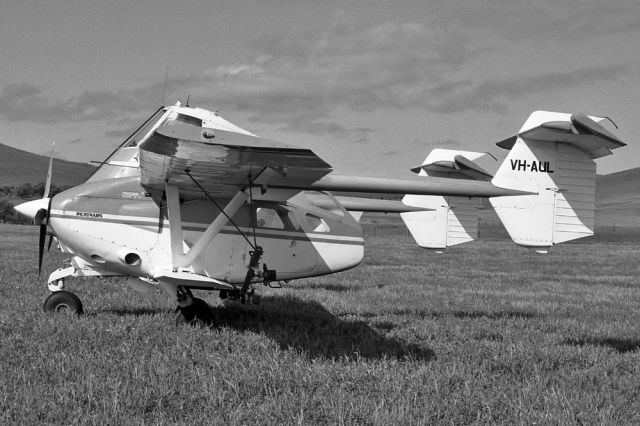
595 168 640 227
0 143 96 187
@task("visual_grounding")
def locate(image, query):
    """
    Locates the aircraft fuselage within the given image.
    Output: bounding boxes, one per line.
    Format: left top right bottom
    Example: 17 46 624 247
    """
48 176 365 285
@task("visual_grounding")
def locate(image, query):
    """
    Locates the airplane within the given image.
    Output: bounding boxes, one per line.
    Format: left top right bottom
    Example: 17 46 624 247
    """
15 101 626 325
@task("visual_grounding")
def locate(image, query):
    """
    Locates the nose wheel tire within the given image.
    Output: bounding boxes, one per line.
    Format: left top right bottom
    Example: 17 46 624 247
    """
43 291 83 315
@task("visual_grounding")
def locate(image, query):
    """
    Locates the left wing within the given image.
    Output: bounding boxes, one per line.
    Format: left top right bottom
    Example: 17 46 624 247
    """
139 120 333 199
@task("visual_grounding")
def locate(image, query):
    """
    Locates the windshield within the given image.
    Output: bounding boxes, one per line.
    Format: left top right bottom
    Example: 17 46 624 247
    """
84 107 168 183
123 108 168 147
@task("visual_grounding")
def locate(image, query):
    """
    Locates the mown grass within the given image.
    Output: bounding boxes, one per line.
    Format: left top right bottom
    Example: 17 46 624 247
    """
1 223 640 424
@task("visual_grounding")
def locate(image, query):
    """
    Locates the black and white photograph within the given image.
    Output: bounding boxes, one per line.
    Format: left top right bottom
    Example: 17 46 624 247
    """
1 1 639 424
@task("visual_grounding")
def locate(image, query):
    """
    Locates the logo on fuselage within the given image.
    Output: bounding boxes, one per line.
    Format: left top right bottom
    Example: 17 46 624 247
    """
76 212 103 218
510 159 554 173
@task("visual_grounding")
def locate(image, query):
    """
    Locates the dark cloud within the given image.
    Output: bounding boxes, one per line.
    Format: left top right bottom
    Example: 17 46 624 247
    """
0 82 157 123
352 127 373 144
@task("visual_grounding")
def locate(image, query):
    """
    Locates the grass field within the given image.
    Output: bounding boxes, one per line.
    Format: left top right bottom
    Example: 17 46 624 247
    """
1 223 640 424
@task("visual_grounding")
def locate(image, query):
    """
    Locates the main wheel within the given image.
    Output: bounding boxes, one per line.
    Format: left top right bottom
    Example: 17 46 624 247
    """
43 291 83 315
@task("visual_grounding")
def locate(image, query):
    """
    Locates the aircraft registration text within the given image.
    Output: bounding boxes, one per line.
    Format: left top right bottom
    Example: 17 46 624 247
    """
510 159 554 173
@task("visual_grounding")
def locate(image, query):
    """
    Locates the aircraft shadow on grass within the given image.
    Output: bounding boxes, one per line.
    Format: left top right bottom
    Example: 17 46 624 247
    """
104 295 436 362
563 337 640 354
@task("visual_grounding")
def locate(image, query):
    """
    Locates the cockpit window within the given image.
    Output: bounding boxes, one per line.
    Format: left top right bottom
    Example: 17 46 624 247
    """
256 207 285 229
304 192 345 216
250 205 300 231
305 214 330 232
164 113 203 128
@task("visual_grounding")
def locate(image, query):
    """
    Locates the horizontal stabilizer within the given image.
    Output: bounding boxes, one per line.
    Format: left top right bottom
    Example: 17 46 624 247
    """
496 111 626 159
410 149 494 181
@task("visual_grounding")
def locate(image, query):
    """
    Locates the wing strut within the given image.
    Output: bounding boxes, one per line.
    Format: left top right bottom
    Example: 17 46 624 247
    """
165 182 249 269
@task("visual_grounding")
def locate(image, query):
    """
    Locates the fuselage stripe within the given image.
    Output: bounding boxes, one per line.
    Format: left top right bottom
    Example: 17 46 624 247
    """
49 212 364 246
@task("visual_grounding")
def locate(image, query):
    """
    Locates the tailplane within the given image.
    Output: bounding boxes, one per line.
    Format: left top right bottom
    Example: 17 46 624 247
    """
489 111 625 252
401 111 626 252
401 149 492 251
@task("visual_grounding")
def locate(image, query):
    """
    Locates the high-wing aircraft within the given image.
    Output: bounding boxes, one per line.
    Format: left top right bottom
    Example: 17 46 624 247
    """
15 102 626 325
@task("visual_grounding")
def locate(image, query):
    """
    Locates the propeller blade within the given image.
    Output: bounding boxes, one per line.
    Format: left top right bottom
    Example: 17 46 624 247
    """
34 208 47 226
43 141 54 199
47 195 53 220
38 223 46 276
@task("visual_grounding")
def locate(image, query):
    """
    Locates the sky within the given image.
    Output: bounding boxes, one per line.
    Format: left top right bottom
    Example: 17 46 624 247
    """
0 0 638 178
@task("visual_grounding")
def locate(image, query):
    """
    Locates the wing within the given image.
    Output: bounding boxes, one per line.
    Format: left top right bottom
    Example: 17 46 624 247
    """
139 120 333 200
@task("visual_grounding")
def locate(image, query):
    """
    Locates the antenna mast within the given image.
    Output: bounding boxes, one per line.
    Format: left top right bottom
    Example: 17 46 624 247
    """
161 66 169 106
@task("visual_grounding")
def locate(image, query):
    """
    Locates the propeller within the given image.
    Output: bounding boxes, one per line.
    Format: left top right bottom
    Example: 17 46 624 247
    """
39 148 55 275
15 142 55 275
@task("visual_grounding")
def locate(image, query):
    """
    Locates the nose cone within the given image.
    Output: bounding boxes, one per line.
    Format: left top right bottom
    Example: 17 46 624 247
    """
15 198 50 221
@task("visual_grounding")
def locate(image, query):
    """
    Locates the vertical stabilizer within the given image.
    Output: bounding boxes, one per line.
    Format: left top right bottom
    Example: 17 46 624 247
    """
490 111 625 251
401 149 489 250
402 194 481 250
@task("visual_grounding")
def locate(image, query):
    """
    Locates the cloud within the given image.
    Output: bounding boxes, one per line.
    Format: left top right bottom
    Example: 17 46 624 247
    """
0 14 635 141
0 82 157 123
433 1 640 43
424 64 631 113
0 20 494 129
104 129 133 139
67 138 82 144
416 138 462 148
280 120 348 137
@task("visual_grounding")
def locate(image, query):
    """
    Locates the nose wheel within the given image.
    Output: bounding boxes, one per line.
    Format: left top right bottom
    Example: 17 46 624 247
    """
43 290 83 315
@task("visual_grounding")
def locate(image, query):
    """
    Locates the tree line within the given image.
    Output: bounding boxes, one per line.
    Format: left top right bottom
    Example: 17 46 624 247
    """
0 183 71 224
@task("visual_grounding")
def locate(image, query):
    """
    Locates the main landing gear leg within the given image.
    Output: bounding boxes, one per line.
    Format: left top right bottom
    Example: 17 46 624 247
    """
219 246 274 306
239 246 263 304
43 265 83 315
175 286 214 327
